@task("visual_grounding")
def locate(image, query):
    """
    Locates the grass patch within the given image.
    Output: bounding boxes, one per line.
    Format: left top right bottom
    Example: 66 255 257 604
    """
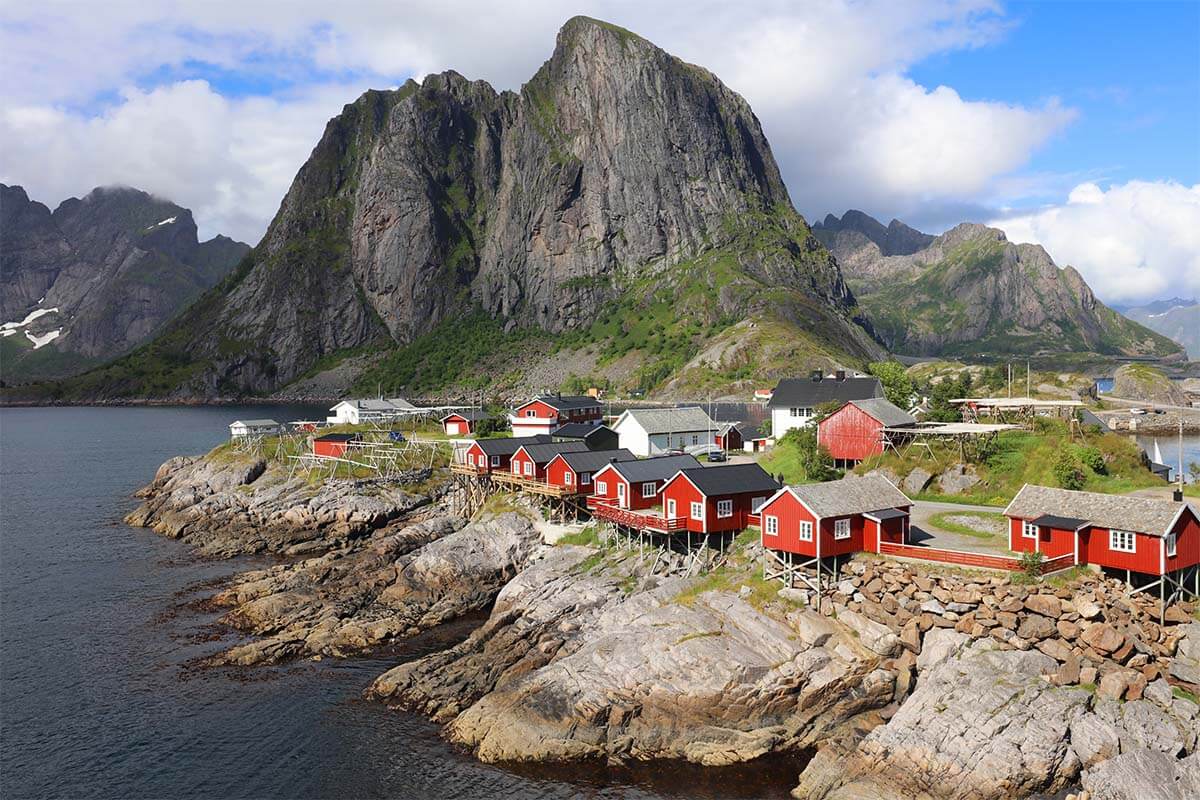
1173 686 1199 705
674 630 725 646
556 525 602 547
928 510 1006 540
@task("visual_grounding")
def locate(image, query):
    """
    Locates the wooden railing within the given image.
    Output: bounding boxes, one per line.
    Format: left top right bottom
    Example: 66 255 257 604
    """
587 499 686 532
490 471 575 497
878 542 1077 574
450 463 487 476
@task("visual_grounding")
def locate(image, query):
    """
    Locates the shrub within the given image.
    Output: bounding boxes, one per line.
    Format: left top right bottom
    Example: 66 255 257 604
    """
1078 446 1106 475
1053 449 1085 490
1019 550 1044 581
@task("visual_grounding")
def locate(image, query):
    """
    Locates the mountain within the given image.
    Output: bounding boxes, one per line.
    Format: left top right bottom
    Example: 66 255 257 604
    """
818 210 1184 362
1119 298 1199 359
60 16 880 401
813 210 933 257
0 184 249 382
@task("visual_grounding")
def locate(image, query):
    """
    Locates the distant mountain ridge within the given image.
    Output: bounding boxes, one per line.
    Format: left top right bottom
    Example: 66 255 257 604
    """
817 209 1184 361
1119 298 1199 359
56 16 882 401
0 184 249 381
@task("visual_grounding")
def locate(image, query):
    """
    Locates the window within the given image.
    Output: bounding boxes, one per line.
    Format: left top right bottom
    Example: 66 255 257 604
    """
477 454 486 468
692 434 699 445
526 409 536 417
490 455 500 467
512 461 521 474
765 515 778 535
717 499 733 518
524 461 533 477
834 519 850 540
667 499 677 518
690 502 704 520
596 480 607 496
790 407 813 418
1166 531 1177 557
564 471 573 485
580 472 591 485
1022 520 1039 539
800 521 813 542
751 496 767 513
642 482 657 498
1110 530 1136 553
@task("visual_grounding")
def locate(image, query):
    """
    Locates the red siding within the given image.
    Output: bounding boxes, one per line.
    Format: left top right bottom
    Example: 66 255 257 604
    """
465 442 507 472
513 399 602 425
591 466 631 508
716 429 744 451
760 492 910 557
1165 508 1200 572
1008 517 1076 559
545 456 594 492
443 415 474 436
760 492 818 556
314 439 350 458
1081 527 1164 574
660 475 772 534
817 403 885 463
509 447 552 481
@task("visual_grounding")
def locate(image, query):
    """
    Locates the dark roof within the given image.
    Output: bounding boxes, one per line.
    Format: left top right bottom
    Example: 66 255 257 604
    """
515 441 589 463
474 435 552 456
1031 513 1091 531
676 463 780 496
441 409 492 422
555 449 636 472
865 507 909 521
768 376 883 409
521 394 601 412
552 422 613 439
602 454 701 483
315 433 359 442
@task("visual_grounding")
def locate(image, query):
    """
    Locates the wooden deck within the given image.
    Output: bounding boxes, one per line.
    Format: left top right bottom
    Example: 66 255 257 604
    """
489 471 577 497
586 498 686 533
878 542 1076 575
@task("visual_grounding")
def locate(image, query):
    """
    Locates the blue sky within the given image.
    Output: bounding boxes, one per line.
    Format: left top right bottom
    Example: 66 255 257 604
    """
1 0 1197 304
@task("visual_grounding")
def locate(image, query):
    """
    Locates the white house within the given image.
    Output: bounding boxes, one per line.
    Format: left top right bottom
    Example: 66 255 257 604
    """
768 372 883 439
326 399 411 425
229 419 282 438
611 406 718 457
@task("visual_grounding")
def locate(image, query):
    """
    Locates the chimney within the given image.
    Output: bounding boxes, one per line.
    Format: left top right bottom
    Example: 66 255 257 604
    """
1174 489 1184 502
836 369 846 381
811 370 823 382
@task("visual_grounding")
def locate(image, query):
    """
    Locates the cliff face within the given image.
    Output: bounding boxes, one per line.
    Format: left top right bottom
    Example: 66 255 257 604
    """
0 184 249 380
1120 298 1199 359
69 16 879 399
820 211 1183 360
813 210 933 258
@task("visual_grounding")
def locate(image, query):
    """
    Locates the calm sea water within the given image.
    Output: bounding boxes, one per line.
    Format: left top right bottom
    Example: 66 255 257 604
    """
1135 433 1200 483
0 405 798 800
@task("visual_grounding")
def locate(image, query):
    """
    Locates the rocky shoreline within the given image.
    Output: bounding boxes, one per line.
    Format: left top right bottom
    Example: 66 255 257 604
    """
126 449 1200 799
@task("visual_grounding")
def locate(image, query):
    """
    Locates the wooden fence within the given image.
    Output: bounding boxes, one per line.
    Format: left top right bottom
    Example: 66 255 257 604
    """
879 542 1076 575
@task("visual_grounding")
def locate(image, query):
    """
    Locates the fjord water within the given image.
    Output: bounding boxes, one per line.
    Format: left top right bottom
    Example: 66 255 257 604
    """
0 406 795 799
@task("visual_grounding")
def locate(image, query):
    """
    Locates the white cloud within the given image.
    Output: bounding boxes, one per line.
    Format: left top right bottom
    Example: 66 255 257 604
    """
993 181 1200 305
1 0 1073 246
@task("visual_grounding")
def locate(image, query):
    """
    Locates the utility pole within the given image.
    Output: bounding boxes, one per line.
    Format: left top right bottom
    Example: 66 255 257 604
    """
1007 363 1012 398
1026 360 1031 399
1181 416 1186 492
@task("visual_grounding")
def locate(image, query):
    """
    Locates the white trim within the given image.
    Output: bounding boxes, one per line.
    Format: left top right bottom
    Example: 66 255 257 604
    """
800 520 813 542
523 460 534 477
1000 484 1029 518
716 499 733 518
490 455 500 467
595 480 607 497
564 470 573 485
1166 530 1177 558
1109 529 1136 553
580 472 591 485
641 481 657 499
690 501 704 521
833 518 850 540
1161 535 1166 574
751 496 768 513
1022 520 1039 539
667 498 677 519
764 514 778 535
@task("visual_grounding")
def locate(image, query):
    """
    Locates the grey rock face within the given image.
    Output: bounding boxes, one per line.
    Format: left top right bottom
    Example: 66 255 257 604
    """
0 184 248 379
104 16 878 397
1081 749 1200 800
814 210 934 257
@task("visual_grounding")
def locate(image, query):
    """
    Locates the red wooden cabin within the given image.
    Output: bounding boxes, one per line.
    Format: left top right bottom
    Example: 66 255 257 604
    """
590 454 701 510
313 433 361 458
816 398 915 468
660 463 781 535
509 441 588 482
509 395 602 438
1004 484 1200 577
758 473 912 558
441 409 491 436
459 434 551 474
545 449 635 493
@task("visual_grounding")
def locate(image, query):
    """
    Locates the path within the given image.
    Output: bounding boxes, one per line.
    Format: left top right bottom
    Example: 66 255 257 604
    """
909 499 1010 555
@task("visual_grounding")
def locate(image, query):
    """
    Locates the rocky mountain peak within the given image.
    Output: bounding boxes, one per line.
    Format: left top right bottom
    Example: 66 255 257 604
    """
814 210 933 257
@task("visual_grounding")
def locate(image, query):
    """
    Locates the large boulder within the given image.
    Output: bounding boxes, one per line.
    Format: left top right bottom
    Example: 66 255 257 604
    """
902 468 933 495
1081 749 1200 800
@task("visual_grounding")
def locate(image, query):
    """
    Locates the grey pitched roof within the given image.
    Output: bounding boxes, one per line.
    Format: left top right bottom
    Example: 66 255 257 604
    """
846 398 916 427
555 449 636 472
603 454 701 483
618 406 717 434
1004 484 1193 537
787 474 912 518
441 409 492 422
526 394 601 411
677 463 780 496
515 441 589 464
474 435 552 456
768 377 883 409
552 422 613 439
231 419 279 427
386 397 417 410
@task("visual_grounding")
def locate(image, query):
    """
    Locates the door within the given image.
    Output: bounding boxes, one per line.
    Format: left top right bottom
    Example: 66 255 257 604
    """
617 482 627 508
666 499 676 519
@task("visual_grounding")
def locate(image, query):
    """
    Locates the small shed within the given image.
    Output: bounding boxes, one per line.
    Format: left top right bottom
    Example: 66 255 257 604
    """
441 409 492 436
715 421 748 452
229 419 281 439
313 433 361 458
817 398 916 467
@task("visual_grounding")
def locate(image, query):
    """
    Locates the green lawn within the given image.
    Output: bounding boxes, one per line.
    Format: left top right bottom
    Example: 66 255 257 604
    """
927 510 1006 540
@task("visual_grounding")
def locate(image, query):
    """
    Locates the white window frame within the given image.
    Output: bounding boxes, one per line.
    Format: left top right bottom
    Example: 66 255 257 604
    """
834 518 850 540
490 455 500 467
1022 520 1039 539
564 471 573 485
692 434 699 445
667 498 677 518
751 496 767 513
641 482 657 498
523 461 533 477
477 454 486 468
525 409 536 417
596 480 607 496
1166 531 1177 557
716 499 733 518
512 461 521 474
580 472 591 486
1110 529 1136 553
617 483 627 507
690 501 704 521
800 520 813 542
764 515 778 535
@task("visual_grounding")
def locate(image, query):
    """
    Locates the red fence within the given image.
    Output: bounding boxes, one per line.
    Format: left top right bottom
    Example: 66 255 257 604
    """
878 542 1076 574
587 499 686 532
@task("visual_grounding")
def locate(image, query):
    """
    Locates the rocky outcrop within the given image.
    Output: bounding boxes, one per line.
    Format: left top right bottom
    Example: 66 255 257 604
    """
1081 749 1200 800
125 451 432 557
0 184 248 380
818 211 1182 360
1110 364 1190 406
71 16 879 399
813 210 934 258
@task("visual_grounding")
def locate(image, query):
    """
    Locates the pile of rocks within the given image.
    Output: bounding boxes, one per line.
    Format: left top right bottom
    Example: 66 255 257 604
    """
816 559 1199 702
